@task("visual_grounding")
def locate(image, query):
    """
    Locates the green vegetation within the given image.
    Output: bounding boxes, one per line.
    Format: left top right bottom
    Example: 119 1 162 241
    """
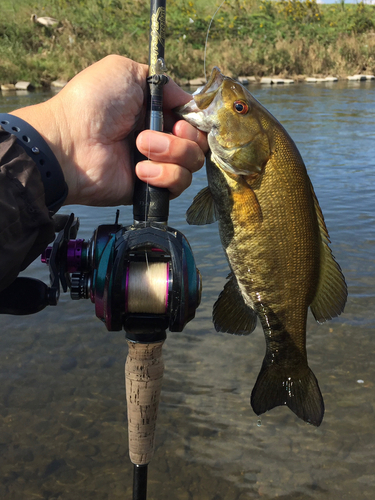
1 0 375 86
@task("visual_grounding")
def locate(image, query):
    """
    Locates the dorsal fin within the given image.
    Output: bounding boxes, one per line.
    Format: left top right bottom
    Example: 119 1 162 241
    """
186 186 217 225
309 181 347 322
213 273 258 335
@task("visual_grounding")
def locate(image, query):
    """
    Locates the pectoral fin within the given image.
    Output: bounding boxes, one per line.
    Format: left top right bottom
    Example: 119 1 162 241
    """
232 177 263 228
213 273 258 335
309 181 347 322
186 186 217 225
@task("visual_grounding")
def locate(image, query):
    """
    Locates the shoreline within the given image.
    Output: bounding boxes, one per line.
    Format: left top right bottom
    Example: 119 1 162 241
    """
1 73 375 94
180 73 375 87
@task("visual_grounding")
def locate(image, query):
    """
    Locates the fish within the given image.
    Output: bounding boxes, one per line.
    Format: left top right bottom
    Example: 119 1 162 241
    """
176 67 347 426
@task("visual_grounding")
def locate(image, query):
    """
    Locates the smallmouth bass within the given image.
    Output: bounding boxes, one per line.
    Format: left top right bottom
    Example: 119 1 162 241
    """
177 68 347 426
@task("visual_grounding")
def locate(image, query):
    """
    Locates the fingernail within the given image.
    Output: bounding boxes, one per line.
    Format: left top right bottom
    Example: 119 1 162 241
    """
137 161 162 178
138 132 170 154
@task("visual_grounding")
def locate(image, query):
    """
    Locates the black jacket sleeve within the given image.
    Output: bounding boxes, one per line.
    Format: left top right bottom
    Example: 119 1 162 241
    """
0 128 55 292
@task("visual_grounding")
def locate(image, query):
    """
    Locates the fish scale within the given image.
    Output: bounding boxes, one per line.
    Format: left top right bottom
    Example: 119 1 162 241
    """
177 67 347 426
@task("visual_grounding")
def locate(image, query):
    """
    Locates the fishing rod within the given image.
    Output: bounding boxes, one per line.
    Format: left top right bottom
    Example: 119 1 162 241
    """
127 3 171 497
133 0 169 225
0 0 201 498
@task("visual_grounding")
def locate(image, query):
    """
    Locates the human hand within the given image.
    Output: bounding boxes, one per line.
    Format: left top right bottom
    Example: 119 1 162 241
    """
10 55 208 207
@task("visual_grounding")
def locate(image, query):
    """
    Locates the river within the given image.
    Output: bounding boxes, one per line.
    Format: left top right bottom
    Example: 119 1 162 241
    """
0 79 374 500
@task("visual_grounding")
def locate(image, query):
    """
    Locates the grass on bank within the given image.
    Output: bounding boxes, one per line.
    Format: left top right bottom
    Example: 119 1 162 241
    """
1 0 375 86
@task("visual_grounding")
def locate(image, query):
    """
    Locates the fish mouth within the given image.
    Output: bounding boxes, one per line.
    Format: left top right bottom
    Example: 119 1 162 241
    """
192 67 224 110
175 67 224 117
196 67 225 98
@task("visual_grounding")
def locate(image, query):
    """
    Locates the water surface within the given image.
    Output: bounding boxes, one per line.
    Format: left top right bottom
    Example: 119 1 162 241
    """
1 80 374 499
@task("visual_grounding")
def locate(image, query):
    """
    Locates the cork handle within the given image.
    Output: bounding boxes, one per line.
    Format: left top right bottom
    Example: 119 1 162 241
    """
125 341 164 465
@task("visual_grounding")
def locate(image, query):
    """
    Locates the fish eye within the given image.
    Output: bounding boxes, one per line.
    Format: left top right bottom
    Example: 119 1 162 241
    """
233 100 249 114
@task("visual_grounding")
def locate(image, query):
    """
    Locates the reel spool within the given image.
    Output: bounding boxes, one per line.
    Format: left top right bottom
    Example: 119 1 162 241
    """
126 261 170 315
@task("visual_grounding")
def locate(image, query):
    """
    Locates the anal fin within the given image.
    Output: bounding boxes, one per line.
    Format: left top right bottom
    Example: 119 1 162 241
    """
213 273 257 335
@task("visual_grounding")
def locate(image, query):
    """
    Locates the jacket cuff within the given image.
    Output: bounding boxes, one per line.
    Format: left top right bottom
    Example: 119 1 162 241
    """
0 131 56 291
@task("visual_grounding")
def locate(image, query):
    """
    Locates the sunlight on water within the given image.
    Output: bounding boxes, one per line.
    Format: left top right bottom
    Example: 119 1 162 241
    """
1 81 375 500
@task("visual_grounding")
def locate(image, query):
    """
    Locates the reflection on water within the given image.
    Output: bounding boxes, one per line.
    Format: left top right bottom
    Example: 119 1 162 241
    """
1 81 375 499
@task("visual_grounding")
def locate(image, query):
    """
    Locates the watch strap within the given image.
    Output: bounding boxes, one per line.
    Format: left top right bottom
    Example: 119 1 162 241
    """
0 113 68 213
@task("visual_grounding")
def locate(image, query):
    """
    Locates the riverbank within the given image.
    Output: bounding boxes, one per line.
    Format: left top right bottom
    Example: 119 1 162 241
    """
2 72 375 95
1 0 375 87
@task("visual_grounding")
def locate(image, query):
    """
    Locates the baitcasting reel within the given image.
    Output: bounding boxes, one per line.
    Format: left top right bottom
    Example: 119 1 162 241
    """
1 212 202 336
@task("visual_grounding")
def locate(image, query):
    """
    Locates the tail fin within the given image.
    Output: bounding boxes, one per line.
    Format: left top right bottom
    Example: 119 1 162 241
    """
251 362 324 427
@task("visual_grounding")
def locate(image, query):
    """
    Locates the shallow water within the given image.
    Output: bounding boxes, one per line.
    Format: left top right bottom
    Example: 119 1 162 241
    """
1 80 375 500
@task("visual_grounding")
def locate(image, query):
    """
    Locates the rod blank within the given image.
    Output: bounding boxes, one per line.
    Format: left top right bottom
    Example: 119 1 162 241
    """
133 464 148 500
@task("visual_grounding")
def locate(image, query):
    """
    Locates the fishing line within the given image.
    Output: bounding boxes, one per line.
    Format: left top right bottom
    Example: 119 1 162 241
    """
143 131 152 223
144 133 152 271
204 0 227 81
